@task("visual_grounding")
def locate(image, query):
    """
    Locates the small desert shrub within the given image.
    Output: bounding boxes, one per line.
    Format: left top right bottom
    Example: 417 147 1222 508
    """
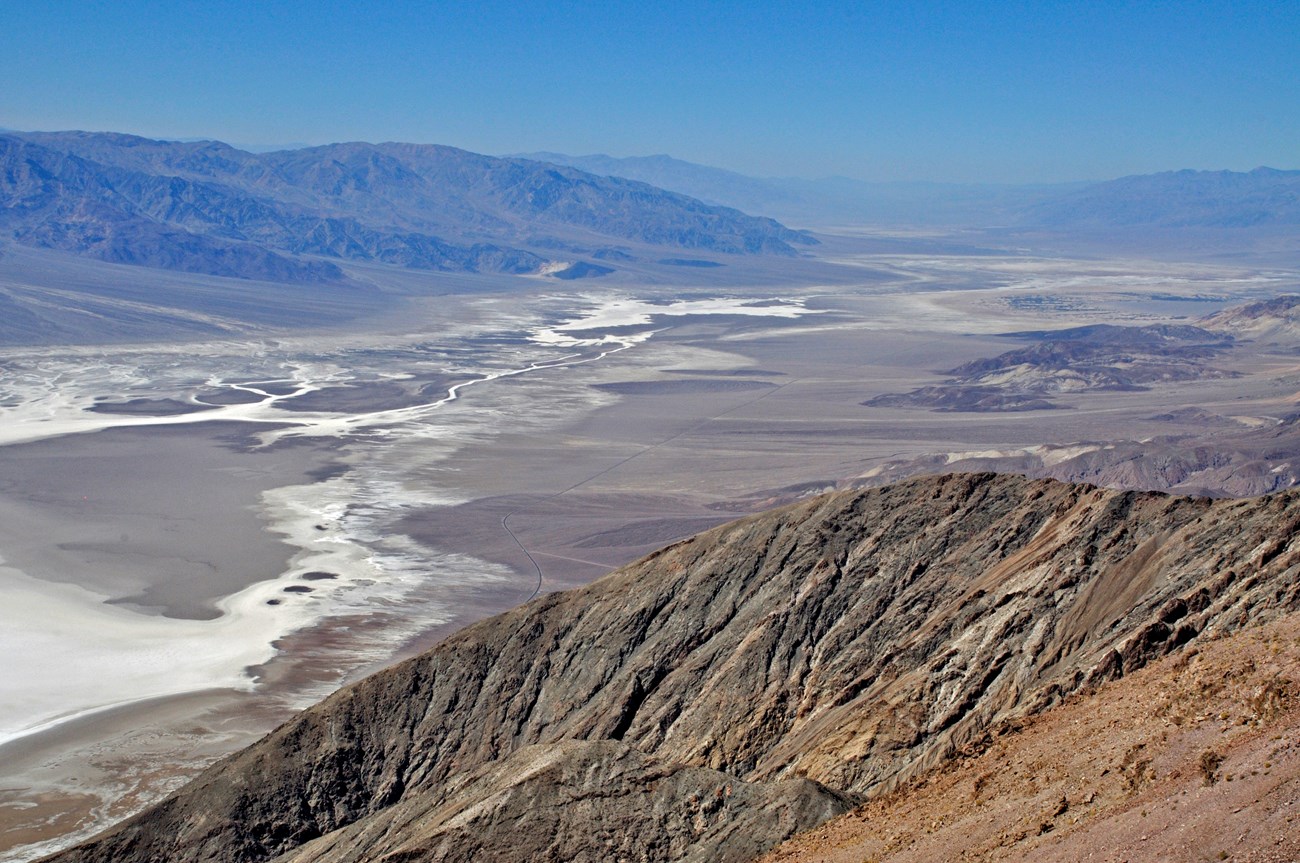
1200 749 1224 786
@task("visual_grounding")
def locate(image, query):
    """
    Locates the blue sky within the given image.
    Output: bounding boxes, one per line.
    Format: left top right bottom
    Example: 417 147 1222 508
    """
2 1 1296 182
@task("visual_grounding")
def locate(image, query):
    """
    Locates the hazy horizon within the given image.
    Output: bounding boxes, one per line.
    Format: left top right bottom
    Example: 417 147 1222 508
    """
3 1 1296 184
2 126 1296 189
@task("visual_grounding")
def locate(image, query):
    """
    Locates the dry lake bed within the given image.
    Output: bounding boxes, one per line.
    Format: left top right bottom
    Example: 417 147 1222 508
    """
2 242 1297 860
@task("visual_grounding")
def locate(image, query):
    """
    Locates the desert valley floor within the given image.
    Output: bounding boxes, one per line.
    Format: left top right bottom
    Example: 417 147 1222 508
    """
2 234 1299 861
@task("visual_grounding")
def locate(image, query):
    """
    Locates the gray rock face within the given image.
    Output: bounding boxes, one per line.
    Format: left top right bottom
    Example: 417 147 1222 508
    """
273 741 851 863
43 473 1300 863
0 132 813 283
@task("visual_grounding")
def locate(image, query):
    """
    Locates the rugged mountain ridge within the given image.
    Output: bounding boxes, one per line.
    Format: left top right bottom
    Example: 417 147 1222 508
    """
0 132 814 282
44 472 1300 863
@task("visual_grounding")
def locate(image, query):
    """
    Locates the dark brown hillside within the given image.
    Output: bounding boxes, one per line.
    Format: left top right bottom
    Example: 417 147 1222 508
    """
43 473 1300 863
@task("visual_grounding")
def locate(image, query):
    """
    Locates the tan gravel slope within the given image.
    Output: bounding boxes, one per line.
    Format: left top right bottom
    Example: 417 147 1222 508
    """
762 611 1300 863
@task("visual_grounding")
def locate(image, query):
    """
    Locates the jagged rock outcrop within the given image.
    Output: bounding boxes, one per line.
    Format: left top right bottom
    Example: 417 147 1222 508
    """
44 473 1300 863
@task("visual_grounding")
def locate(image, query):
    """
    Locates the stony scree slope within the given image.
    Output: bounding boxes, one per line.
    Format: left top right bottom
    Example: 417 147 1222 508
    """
42 472 1300 863
760 610 1300 863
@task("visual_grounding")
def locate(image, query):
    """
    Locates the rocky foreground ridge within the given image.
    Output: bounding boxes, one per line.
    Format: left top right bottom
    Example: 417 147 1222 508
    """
44 473 1300 863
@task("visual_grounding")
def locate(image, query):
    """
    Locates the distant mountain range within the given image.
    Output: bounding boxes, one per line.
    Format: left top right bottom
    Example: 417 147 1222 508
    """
1024 166 1300 228
3 131 1295 286
517 152 1300 231
517 151 1066 227
0 132 814 283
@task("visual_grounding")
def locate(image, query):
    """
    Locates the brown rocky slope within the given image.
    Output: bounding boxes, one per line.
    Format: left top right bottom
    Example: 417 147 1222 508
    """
761 611 1300 863
43 473 1300 863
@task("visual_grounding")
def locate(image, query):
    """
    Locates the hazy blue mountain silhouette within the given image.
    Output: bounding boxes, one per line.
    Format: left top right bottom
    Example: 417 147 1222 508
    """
0 132 814 282
519 152 1300 231
1023 167 1300 227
